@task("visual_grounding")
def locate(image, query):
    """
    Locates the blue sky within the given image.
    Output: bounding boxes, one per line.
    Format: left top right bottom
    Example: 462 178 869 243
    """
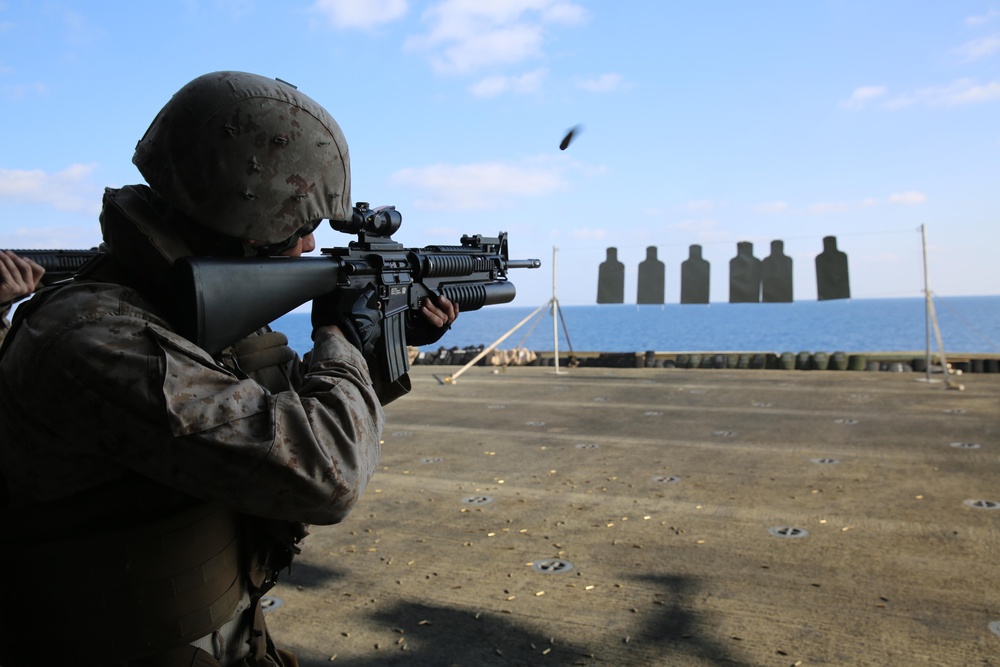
1 1 998 307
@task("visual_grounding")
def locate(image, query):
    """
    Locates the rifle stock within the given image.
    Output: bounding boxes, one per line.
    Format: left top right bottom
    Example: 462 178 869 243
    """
169 256 341 356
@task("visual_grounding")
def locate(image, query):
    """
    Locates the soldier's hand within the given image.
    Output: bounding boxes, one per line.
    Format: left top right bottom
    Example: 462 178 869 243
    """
406 294 459 347
422 294 459 329
231 331 296 374
0 251 45 305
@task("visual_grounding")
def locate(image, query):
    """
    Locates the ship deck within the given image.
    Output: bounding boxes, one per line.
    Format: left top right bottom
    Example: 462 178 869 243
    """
265 365 1000 666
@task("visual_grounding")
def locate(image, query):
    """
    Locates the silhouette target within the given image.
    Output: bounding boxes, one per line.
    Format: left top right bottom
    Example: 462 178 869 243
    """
729 241 762 303
815 236 850 300
597 247 625 304
680 245 710 304
762 240 793 303
637 246 665 305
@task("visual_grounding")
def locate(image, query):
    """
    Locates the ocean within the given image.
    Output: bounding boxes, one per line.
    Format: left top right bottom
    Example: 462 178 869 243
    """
273 295 1000 356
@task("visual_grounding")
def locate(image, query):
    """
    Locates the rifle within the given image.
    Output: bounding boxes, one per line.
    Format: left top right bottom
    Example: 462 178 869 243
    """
6 204 541 392
170 204 540 396
3 248 99 285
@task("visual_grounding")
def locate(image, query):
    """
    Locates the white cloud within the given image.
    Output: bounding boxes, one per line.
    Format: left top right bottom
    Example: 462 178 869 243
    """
2 81 47 100
679 199 718 212
576 72 626 93
966 9 1000 25
389 158 570 210
840 85 886 110
889 191 927 205
672 219 715 231
0 164 102 214
886 78 1000 108
808 201 851 215
311 0 408 29
747 194 924 214
670 219 730 244
945 80 1000 105
405 0 588 75
214 0 256 18
60 8 105 46
753 201 789 214
571 228 607 240
422 22 545 74
626 228 657 242
953 34 1000 61
639 206 669 217
469 68 547 97
541 2 587 24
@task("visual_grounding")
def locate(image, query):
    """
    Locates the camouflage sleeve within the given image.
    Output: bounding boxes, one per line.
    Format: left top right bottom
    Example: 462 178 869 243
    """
11 288 383 525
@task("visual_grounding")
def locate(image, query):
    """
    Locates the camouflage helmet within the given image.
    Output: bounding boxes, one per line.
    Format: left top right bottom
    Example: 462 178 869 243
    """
133 71 351 245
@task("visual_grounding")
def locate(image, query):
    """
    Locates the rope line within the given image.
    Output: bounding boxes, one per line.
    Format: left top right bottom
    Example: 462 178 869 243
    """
554 228 918 253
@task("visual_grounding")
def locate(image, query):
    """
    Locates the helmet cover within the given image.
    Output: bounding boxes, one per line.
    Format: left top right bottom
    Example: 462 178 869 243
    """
133 71 351 244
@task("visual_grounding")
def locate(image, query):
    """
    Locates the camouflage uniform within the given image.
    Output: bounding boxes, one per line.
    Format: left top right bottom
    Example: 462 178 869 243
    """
0 268 383 664
0 302 11 347
0 277 382 513
0 71 379 666
0 189 383 667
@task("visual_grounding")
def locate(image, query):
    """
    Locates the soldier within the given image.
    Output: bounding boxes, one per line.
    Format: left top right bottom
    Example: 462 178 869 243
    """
0 250 45 346
0 71 456 666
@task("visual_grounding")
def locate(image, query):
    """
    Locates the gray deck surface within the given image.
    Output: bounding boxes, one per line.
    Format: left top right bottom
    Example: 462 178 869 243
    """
266 365 1000 666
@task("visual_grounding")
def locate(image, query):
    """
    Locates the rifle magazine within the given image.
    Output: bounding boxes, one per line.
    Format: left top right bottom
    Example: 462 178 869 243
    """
371 311 411 406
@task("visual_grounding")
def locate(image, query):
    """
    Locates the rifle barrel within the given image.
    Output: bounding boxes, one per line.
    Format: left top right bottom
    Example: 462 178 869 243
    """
508 259 542 269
